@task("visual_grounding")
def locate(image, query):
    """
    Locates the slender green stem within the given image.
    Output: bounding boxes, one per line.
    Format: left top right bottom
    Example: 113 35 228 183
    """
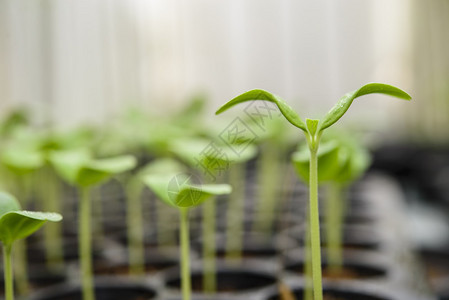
254 143 279 233
80 187 95 300
126 180 145 275
326 182 344 273
92 186 104 246
42 168 64 269
12 176 29 296
180 208 191 300
308 146 323 300
225 163 245 261
202 197 216 293
3 244 14 300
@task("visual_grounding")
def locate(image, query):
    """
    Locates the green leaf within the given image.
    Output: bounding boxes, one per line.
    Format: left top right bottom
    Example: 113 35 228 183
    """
48 148 91 184
292 141 341 183
334 137 371 183
174 184 232 208
143 174 232 209
49 149 136 187
319 83 411 132
1 147 45 174
0 211 62 246
142 174 176 207
215 89 306 131
0 192 21 217
77 155 137 187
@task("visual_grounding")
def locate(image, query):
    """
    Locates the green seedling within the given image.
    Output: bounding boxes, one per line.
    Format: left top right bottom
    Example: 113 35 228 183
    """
249 117 297 234
293 131 371 274
125 158 189 275
0 144 45 295
170 138 256 292
0 191 62 300
216 83 411 300
143 168 231 300
223 146 257 262
49 148 136 300
30 126 94 270
1 126 94 271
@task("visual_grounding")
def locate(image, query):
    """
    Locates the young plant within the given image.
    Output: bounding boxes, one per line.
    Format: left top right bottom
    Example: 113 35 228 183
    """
216 83 411 300
0 144 45 295
143 167 231 300
248 117 296 234
170 138 256 291
125 158 189 275
49 148 136 300
224 147 257 262
0 191 62 300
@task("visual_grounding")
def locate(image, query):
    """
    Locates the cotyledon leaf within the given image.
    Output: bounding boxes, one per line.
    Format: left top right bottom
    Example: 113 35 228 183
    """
174 184 232 208
49 149 136 187
291 140 341 183
48 148 92 185
0 210 62 246
318 83 411 132
143 174 232 209
76 155 137 187
216 89 306 131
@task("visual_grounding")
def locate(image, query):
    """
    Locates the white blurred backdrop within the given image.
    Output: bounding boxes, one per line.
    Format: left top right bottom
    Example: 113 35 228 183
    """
0 0 438 140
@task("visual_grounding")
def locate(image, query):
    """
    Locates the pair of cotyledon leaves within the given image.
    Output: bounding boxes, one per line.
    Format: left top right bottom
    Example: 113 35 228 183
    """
0 192 62 247
141 158 232 209
48 148 137 187
215 83 411 136
292 133 371 184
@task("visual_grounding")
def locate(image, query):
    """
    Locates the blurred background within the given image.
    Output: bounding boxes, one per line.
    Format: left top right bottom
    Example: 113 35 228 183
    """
0 0 428 136
1 0 449 298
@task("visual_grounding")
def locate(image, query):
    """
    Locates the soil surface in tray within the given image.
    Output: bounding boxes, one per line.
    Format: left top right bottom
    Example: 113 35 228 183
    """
285 262 386 280
94 259 178 275
166 270 276 292
32 286 157 300
270 286 390 300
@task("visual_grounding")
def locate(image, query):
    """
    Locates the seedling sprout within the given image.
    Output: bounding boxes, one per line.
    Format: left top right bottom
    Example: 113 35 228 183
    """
49 148 136 300
143 160 231 300
0 191 62 300
216 83 411 300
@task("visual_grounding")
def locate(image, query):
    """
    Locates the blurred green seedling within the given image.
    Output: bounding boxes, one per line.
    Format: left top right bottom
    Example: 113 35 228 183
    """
0 191 62 300
143 162 231 300
49 148 136 300
293 131 371 280
170 137 256 291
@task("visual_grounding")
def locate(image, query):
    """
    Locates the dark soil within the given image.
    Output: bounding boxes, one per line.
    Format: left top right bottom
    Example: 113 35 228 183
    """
268 286 390 300
30 285 157 300
166 270 276 292
285 262 386 280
